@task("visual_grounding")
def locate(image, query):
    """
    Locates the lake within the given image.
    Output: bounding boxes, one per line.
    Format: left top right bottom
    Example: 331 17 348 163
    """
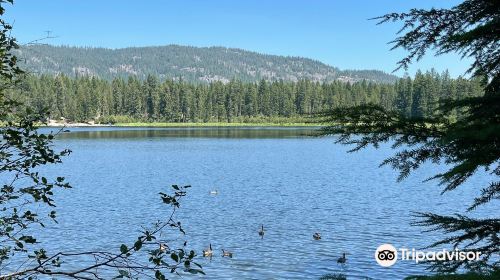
13 127 498 279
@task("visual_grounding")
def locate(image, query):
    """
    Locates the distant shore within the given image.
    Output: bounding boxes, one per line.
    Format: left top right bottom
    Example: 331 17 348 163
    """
114 122 322 127
46 119 110 127
43 121 322 128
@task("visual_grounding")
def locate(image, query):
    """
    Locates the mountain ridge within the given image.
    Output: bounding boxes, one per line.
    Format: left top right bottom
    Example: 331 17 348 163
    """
16 44 399 83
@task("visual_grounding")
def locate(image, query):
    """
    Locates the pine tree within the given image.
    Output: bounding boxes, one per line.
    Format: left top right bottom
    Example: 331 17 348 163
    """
321 0 499 272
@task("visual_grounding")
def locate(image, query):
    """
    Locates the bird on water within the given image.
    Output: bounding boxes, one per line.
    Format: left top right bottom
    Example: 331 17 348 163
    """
258 225 265 238
313 232 321 240
221 249 233 258
203 244 213 257
337 253 347 265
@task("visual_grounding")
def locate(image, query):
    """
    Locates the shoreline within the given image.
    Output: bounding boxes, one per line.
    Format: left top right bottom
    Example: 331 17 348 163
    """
43 122 323 128
115 122 322 127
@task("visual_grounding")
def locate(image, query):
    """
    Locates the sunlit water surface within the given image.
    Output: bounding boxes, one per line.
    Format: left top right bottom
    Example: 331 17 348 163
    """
6 127 498 279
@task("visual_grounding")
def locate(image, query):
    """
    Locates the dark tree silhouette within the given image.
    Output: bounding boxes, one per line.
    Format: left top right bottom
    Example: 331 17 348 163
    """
0 1 203 278
320 0 499 273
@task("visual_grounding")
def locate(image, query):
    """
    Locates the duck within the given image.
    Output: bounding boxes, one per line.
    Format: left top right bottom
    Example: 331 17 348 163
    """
203 244 213 257
313 232 321 240
258 225 265 238
221 249 233 258
159 243 169 252
209 190 218 195
337 253 347 264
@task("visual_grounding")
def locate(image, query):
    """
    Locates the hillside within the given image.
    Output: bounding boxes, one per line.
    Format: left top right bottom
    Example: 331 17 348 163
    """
15 44 398 83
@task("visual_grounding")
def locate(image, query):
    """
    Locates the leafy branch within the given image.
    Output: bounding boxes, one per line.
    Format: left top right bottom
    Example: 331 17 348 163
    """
0 185 204 280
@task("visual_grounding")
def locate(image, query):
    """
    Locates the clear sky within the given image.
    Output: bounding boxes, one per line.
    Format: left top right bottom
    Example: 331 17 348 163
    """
6 0 470 78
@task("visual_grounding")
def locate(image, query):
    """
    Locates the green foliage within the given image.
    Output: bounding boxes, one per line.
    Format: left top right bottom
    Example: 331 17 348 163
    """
0 1 203 278
412 213 499 272
321 0 499 274
98 115 136 124
16 44 398 83
319 96 499 210
373 0 499 80
9 71 483 123
0 0 71 269
319 95 499 272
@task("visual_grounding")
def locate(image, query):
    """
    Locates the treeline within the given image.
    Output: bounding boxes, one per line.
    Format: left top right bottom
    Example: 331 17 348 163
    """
11 70 484 123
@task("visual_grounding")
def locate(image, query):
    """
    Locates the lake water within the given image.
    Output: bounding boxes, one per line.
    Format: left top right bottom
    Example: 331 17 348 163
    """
10 127 498 279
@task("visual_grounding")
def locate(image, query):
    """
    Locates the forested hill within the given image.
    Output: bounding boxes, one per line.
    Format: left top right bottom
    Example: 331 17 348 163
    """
15 44 398 84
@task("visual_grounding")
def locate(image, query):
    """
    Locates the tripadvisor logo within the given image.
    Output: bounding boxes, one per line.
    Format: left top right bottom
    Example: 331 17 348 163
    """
375 244 398 267
374 244 482 267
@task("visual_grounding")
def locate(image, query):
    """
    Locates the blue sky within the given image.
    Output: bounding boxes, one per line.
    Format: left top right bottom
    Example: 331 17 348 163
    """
7 0 469 77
